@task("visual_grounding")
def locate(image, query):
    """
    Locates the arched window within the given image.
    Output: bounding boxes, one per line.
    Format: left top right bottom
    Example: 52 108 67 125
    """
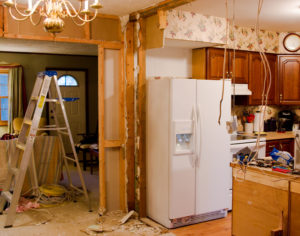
57 75 78 86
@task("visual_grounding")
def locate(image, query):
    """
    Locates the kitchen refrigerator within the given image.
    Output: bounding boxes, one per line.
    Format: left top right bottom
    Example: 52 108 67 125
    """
146 78 231 228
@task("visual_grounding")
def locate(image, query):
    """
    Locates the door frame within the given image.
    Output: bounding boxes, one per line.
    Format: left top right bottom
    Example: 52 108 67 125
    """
98 42 126 214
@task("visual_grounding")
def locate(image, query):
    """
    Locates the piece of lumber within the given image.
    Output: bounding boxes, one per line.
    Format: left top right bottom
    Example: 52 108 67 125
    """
157 9 167 30
125 21 135 211
130 0 196 20
136 17 146 217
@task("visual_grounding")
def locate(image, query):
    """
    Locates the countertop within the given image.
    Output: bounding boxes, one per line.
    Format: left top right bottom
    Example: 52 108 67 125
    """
242 131 296 141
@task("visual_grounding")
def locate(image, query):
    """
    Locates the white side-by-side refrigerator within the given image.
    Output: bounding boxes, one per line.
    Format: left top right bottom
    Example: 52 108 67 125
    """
146 78 231 228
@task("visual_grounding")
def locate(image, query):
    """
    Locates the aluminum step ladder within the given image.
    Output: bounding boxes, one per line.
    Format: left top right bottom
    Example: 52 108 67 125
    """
0 71 91 228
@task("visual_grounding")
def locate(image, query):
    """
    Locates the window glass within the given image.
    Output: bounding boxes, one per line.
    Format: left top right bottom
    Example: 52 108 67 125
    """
58 75 78 86
1 98 8 121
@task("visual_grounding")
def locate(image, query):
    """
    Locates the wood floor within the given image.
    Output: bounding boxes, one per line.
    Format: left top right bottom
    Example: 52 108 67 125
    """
170 213 231 236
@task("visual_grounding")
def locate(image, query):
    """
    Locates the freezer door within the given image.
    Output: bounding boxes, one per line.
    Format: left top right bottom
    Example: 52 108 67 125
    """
195 79 231 215
169 79 197 219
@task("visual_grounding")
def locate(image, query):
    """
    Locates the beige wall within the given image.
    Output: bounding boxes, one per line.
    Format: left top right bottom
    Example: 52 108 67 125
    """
0 52 98 134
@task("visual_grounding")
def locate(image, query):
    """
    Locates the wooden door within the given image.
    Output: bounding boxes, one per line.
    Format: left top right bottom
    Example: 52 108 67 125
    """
98 43 125 213
229 50 249 84
278 56 300 105
48 70 87 154
206 48 229 80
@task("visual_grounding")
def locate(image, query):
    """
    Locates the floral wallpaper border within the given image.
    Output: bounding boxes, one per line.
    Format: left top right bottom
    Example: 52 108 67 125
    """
165 10 298 54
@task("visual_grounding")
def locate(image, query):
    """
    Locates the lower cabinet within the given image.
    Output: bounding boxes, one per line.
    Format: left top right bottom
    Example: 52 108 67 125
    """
266 139 294 156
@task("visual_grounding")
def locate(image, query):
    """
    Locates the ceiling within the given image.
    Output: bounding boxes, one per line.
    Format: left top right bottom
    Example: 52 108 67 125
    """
177 0 300 32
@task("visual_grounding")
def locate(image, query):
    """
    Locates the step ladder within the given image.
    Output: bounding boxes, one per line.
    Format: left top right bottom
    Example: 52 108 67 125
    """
0 71 91 228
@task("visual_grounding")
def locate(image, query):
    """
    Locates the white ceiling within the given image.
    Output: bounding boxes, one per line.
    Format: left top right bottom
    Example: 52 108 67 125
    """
177 0 300 32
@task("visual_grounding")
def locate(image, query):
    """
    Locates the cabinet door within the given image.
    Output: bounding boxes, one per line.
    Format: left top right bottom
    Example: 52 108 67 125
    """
266 54 277 105
249 53 264 105
279 139 294 156
278 56 300 105
207 48 229 80
248 53 277 105
266 140 280 156
229 50 249 84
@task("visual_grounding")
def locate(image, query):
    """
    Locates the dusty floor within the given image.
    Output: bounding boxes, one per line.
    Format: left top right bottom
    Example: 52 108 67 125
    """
0 163 100 236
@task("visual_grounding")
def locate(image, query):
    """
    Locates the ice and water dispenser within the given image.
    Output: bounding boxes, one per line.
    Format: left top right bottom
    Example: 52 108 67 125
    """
173 120 195 155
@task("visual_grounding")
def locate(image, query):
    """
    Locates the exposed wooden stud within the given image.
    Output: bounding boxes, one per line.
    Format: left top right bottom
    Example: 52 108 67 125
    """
3 7 8 34
0 6 3 37
137 18 146 217
157 9 167 30
119 45 126 212
130 0 196 20
125 21 135 211
98 45 106 215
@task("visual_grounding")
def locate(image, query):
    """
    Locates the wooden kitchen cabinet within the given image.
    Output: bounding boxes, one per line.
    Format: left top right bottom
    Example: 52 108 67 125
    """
265 138 294 156
278 55 300 105
248 53 277 105
192 48 249 83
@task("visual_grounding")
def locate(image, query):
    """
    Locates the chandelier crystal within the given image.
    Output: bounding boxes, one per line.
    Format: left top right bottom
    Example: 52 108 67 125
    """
3 0 103 33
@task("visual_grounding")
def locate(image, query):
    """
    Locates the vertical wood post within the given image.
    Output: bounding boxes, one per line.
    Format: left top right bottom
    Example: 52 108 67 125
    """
125 21 136 211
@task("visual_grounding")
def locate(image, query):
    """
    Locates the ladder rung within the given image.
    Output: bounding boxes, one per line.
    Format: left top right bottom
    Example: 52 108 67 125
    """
45 98 58 103
65 156 76 162
16 142 26 151
23 119 32 126
1 191 12 202
31 96 39 101
58 130 69 135
38 127 67 131
8 167 19 176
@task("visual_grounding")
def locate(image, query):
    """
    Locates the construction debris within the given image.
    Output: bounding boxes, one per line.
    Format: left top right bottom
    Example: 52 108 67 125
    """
83 210 175 235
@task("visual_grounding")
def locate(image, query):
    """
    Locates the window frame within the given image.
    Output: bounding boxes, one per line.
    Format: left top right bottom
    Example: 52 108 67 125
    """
57 74 79 87
0 69 9 126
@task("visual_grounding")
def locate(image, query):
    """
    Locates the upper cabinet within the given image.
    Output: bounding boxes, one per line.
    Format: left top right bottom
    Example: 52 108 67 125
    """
248 53 277 105
278 55 300 105
192 48 249 83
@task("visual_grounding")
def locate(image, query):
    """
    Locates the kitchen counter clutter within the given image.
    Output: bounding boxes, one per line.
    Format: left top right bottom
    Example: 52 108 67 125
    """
242 131 295 140
231 162 300 236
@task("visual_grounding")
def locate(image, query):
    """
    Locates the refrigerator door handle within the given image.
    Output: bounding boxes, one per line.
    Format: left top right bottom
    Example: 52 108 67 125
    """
192 106 198 167
196 105 201 168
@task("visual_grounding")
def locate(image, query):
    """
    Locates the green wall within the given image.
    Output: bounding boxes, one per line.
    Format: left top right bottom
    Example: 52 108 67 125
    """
0 52 98 134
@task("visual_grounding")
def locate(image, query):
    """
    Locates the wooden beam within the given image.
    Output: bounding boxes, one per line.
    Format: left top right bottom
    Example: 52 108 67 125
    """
157 9 168 30
3 33 123 46
0 6 3 37
136 18 146 217
125 21 135 211
130 0 196 19
84 22 91 40
119 45 126 212
98 45 106 215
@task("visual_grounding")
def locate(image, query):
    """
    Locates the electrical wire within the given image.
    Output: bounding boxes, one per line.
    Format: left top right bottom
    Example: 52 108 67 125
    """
218 0 229 125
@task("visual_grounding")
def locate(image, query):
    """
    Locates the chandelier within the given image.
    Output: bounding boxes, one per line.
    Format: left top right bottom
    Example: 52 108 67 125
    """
3 0 103 33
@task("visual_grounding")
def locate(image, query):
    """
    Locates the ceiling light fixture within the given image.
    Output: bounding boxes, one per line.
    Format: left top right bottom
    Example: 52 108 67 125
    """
2 0 103 34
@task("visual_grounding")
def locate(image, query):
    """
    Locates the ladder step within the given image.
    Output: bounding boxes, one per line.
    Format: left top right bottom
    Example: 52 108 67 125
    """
45 98 58 103
65 156 76 162
1 191 12 202
58 130 69 135
38 127 67 131
8 167 19 176
23 119 32 126
31 96 39 101
16 142 26 151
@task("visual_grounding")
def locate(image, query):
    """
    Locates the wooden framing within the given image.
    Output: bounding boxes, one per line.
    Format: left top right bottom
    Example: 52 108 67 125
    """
125 21 135 211
136 18 147 217
130 0 196 19
98 41 126 214
0 6 3 37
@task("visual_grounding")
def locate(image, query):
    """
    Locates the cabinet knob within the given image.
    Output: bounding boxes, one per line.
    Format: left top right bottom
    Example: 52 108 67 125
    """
280 94 283 101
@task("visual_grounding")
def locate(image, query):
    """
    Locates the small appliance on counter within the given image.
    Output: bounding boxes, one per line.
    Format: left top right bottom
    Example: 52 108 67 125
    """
278 110 294 132
264 118 277 132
